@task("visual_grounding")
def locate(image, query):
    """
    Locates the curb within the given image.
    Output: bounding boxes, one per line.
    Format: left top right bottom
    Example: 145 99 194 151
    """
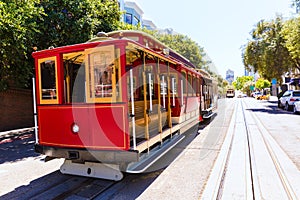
0 127 35 139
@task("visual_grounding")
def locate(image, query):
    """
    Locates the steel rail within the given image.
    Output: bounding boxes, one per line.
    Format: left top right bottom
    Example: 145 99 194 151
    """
243 99 298 200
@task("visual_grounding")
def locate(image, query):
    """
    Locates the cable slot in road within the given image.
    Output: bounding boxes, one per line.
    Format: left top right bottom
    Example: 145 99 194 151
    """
201 98 300 199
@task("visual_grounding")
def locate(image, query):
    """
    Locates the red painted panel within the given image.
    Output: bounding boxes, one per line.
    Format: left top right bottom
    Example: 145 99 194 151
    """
90 106 128 149
38 105 129 150
186 97 200 113
38 106 90 148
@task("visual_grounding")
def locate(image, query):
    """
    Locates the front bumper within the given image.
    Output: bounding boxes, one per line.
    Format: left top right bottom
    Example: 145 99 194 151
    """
35 144 139 163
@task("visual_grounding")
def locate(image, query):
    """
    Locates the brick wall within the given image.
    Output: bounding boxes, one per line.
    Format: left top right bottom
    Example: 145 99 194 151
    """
0 88 34 131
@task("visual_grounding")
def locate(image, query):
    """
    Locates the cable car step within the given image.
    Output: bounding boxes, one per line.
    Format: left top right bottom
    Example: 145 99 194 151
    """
203 111 216 119
126 134 185 173
60 160 123 181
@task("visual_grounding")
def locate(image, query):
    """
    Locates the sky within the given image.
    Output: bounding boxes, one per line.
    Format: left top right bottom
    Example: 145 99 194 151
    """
131 0 295 79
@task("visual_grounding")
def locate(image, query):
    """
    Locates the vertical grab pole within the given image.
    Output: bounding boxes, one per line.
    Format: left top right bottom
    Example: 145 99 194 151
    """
181 80 184 107
148 73 152 112
32 77 38 144
172 77 175 107
143 53 149 149
156 59 162 134
130 69 136 150
162 76 166 109
167 63 172 129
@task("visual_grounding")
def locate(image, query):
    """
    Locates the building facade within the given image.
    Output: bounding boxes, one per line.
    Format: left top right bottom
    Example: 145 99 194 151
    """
226 69 234 85
123 1 144 26
118 1 158 30
142 19 157 30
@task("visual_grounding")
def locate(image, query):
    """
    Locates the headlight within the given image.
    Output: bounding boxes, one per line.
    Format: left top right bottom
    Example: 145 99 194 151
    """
71 123 80 134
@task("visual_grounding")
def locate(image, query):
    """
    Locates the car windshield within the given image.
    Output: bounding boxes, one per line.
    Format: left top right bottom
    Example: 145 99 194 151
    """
293 91 300 97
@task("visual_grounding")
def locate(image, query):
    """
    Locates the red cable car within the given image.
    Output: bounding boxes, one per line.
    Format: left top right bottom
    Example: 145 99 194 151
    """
33 31 217 180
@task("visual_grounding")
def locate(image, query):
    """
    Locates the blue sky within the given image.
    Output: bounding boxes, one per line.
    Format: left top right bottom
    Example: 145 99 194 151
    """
132 0 295 79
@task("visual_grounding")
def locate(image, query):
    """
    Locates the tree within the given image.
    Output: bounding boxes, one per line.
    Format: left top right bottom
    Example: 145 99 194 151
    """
154 33 206 69
255 78 271 90
242 16 292 83
232 76 254 92
281 16 300 72
0 0 44 90
0 0 121 90
35 0 121 50
117 24 207 69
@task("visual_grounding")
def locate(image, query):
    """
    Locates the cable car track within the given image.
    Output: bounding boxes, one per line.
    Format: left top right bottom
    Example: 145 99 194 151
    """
243 99 298 200
202 98 299 199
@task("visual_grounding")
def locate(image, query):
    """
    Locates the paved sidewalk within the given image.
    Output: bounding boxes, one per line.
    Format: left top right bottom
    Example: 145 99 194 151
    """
0 127 34 138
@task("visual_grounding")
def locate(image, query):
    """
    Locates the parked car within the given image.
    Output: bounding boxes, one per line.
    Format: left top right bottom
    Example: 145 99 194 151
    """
251 91 262 99
293 100 300 114
278 90 300 111
257 94 269 100
236 91 243 98
251 91 258 97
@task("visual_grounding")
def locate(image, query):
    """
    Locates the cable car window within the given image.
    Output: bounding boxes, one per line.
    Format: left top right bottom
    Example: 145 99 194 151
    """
188 74 193 96
160 74 168 96
63 51 85 103
193 76 198 96
170 74 177 95
196 78 200 96
181 71 187 96
38 57 59 104
86 45 118 103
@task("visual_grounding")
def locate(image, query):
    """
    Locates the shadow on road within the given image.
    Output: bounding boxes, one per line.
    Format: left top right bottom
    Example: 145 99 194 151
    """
0 120 216 199
246 101 297 115
0 131 39 164
0 171 71 200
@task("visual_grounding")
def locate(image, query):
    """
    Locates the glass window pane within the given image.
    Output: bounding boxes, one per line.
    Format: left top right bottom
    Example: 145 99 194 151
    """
90 53 113 98
40 59 57 100
86 45 115 102
181 72 186 96
125 13 132 24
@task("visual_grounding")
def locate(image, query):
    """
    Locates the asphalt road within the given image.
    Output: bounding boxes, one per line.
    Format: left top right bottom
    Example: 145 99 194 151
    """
1 97 299 199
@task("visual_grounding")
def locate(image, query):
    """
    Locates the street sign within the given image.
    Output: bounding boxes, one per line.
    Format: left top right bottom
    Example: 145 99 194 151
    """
271 78 277 96
250 85 255 91
272 78 277 85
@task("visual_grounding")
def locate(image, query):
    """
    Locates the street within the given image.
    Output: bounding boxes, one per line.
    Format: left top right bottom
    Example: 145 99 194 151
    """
1 97 300 199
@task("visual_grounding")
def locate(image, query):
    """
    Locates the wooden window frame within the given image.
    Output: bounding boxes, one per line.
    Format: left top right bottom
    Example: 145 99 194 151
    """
38 56 59 104
85 45 119 103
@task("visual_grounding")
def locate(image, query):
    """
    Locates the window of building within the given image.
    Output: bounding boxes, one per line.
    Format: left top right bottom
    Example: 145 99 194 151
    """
125 13 132 24
133 16 139 25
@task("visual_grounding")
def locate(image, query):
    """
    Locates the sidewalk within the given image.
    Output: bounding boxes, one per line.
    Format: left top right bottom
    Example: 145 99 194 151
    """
0 127 34 138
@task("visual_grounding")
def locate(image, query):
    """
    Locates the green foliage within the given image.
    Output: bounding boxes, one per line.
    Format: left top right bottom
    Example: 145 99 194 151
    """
255 78 271 90
115 24 207 69
281 16 300 71
0 0 121 90
242 16 292 83
154 33 206 69
232 76 254 91
114 24 223 91
0 0 44 90
35 0 121 50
